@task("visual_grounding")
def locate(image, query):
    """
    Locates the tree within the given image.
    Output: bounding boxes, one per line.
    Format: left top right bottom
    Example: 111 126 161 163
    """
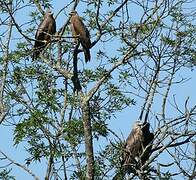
0 0 195 179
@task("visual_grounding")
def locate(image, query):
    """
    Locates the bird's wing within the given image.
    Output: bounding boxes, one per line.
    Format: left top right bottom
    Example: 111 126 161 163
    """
123 128 143 161
47 16 56 35
142 123 154 146
35 19 49 40
126 129 142 149
33 13 56 60
35 14 56 45
71 15 85 35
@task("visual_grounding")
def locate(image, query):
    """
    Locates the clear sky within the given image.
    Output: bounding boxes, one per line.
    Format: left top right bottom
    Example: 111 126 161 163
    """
0 0 195 179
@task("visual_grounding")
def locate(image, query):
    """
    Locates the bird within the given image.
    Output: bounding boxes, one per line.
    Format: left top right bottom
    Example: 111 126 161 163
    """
33 9 56 60
121 121 154 174
70 10 91 62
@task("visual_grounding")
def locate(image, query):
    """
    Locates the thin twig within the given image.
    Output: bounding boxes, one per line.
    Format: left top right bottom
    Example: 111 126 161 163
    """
0 149 39 180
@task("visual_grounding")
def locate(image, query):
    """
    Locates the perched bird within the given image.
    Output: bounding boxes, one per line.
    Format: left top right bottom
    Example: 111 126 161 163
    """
33 9 56 60
70 10 91 62
122 121 154 174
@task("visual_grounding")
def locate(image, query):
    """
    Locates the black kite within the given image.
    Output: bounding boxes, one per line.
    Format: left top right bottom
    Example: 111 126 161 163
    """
70 10 91 62
33 9 56 60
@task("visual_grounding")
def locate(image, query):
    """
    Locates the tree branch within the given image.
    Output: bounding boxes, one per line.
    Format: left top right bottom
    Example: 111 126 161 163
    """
81 100 94 180
0 149 40 180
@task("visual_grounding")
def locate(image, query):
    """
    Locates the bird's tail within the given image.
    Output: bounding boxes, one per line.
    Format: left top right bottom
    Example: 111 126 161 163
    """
32 50 39 61
83 48 91 63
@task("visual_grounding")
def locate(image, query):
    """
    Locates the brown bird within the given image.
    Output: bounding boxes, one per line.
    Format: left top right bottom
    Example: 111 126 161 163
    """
70 10 91 62
122 121 154 174
33 9 56 60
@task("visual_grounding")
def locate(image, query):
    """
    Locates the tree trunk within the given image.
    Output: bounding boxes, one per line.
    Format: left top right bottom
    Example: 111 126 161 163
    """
82 100 94 180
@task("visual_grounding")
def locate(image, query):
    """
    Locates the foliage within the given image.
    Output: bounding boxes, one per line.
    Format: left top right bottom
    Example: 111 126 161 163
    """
0 0 195 179
0 169 15 180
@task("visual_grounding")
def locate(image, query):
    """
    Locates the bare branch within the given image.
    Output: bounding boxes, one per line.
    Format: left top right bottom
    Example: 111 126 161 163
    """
0 149 39 180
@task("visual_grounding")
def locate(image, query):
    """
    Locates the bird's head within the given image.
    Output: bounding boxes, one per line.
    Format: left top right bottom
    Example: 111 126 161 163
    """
46 9 53 16
69 10 77 16
133 120 143 130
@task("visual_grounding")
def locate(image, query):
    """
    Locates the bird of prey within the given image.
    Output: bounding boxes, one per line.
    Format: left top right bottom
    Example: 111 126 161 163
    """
70 10 91 62
33 9 56 60
122 121 154 174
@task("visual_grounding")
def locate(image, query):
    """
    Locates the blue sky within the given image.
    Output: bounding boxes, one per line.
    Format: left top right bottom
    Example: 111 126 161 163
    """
0 0 195 179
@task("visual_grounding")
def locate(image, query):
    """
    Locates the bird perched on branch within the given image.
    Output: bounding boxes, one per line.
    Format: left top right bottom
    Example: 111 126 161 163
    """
122 121 154 174
70 10 91 62
33 9 56 60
